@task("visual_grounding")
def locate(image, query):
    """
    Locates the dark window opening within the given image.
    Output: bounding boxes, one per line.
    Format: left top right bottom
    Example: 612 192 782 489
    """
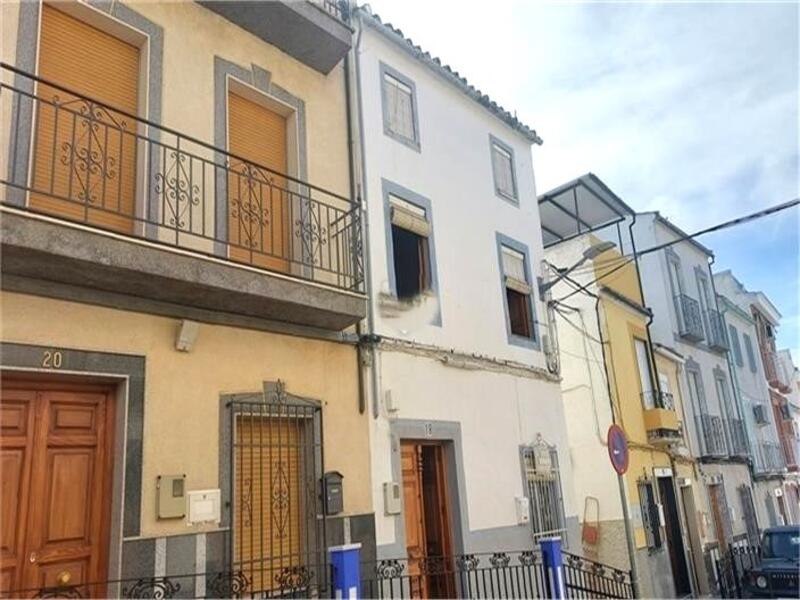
638 479 662 550
392 224 430 300
507 288 533 338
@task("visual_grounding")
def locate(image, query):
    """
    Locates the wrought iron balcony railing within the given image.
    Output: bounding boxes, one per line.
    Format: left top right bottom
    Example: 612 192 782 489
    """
675 294 705 342
727 417 748 457
312 0 348 21
707 309 729 351
1 63 364 293
758 441 786 474
641 390 676 411
700 413 728 457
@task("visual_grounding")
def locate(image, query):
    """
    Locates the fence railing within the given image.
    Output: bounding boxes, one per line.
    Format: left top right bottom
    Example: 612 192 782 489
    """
641 390 675 411
759 441 786 473
1 63 364 293
701 413 728 457
707 309 729 351
360 551 548 599
675 294 704 342
727 417 749 457
563 552 635 599
0 567 332 599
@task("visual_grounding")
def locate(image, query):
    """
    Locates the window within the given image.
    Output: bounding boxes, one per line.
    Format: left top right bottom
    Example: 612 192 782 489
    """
380 63 419 150
522 444 567 541
687 369 705 411
743 334 757 373
637 479 662 550
389 195 431 299
490 136 517 201
498 237 536 345
635 339 656 409
729 325 743 367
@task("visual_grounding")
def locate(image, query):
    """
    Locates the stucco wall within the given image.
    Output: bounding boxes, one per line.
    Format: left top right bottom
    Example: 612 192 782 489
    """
1 291 372 537
368 350 576 554
357 23 548 368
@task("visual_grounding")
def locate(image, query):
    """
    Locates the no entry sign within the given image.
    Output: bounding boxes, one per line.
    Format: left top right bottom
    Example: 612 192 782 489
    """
607 424 629 475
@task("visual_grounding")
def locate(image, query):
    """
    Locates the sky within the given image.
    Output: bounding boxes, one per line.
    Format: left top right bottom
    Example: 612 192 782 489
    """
367 0 799 358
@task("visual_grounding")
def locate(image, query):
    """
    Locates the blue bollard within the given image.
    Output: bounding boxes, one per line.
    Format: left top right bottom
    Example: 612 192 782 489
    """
329 543 361 599
540 536 566 599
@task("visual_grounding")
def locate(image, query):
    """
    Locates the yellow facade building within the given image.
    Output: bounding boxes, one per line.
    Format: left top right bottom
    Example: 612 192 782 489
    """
1 1 372 597
541 175 697 598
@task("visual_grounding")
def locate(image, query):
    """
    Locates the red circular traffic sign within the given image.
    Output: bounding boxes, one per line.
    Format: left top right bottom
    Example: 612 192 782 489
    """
607 424 629 475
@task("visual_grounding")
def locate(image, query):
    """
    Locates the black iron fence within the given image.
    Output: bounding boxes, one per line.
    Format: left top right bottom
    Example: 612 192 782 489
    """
361 551 548 599
359 550 634 600
710 544 760 598
1 63 364 293
562 552 634 599
0 566 332 599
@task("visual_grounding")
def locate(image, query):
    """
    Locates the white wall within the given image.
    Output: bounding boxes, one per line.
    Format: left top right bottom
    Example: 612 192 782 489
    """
357 23 548 368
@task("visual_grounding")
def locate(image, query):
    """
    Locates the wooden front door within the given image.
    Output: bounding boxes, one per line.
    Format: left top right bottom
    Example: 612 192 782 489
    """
401 442 455 599
227 92 290 273
31 4 139 234
233 416 303 593
708 484 731 552
1 381 115 598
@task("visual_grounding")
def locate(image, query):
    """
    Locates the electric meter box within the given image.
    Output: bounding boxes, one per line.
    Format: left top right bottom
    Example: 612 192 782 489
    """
383 481 402 515
157 474 186 519
323 471 344 515
515 496 530 525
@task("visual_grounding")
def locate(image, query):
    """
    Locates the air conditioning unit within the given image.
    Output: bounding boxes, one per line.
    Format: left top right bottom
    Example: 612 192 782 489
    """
753 404 769 425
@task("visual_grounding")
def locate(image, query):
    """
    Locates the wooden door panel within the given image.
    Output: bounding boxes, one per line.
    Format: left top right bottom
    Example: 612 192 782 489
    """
0 391 36 595
0 383 113 597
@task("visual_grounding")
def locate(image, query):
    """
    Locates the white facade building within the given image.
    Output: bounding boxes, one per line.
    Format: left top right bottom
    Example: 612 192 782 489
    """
714 271 787 534
350 7 577 562
633 213 754 556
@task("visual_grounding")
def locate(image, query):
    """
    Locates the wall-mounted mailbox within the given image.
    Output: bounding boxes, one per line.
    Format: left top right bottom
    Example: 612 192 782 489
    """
323 471 344 515
188 489 221 525
157 474 186 519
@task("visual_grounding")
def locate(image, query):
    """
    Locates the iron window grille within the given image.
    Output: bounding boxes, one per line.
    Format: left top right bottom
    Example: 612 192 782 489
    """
637 478 662 550
225 392 327 597
521 444 567 543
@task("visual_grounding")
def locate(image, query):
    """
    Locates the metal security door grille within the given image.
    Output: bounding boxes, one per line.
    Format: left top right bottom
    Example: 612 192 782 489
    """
522 445 567 541
228 398 326 597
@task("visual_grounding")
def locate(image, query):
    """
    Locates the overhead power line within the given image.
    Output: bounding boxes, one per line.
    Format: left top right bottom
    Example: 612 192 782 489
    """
553 198 800 303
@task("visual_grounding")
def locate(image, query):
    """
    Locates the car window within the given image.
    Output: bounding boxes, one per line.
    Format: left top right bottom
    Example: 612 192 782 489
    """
763 531 800 560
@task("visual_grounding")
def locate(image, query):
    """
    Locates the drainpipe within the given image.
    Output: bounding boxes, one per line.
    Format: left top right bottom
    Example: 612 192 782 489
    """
342 9 367 415
592 294 641 599
350 8 381 418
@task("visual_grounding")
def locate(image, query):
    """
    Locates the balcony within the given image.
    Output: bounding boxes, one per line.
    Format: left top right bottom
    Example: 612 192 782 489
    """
1 65 365 331
700 413 728 458
763 350 792 392
642 391 681 445
675 294 705 342
727 417 748 457
198 1 352 74
707 309 729 352
780 431 798 471
758 441 785 474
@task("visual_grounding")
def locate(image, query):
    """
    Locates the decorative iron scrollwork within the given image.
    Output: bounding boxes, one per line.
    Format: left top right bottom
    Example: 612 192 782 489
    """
35 585 84 599
518 550 538 566
455 554 480 571
271 461 290 536
208 570 250 597
375 559 405 578
564 553 584 569
489 552 511 568
122 576 180 599
295 215 328 266
241 478 252 527
274 565 313 590
58 98 125 205
590 562 607 577
155 150 200 230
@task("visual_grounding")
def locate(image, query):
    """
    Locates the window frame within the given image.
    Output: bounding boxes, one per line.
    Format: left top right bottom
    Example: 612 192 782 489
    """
381 179 441 325
729 324 744 367
637 477 663 551
634 337 656 409
379 62 421 152
496 232 539 349
519 444 568 543
489 134 519 204
742 333 757 373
